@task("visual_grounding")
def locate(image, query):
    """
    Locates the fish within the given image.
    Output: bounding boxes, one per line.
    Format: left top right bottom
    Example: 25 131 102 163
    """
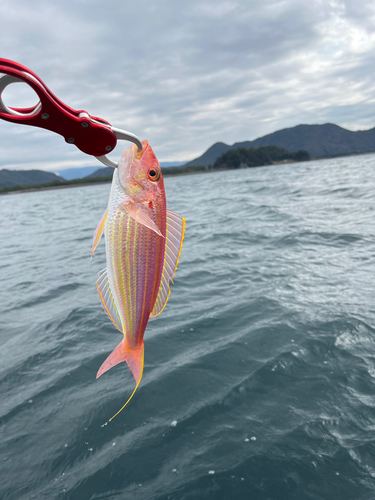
91 140 185 422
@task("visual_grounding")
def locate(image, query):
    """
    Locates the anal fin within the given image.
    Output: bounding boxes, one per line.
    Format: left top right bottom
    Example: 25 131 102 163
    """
97 269 122 332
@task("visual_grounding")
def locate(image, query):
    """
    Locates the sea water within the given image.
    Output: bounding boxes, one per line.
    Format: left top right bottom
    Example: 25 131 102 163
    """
1 154 375 499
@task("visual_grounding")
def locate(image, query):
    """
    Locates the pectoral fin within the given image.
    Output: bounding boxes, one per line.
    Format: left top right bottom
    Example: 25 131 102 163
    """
122 202 163 237
91 208 108 258
150 210 185 318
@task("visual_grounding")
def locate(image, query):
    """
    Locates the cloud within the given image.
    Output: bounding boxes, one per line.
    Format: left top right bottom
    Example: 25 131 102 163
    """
1 0 375 170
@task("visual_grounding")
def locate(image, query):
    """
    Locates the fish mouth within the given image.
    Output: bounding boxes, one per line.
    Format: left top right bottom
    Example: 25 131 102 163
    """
136 140 148 158
117 142 145 195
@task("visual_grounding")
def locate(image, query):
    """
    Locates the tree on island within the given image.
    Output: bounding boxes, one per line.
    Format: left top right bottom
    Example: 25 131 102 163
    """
213 145 310 170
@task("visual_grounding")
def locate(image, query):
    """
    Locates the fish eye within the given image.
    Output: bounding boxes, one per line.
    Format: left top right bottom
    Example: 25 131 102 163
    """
148 168 160 181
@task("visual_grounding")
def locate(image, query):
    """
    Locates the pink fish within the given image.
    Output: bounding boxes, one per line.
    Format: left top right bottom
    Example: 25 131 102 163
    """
92 140 185 421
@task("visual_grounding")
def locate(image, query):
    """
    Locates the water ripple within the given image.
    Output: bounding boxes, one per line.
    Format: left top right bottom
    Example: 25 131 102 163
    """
1 154 375 499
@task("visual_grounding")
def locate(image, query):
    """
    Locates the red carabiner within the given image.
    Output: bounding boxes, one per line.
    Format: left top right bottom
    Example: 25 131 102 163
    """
0 59 141 163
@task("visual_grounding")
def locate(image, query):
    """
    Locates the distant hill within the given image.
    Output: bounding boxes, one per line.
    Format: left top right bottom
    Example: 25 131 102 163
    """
0 169 65 188
159 161 188 168
56 166 100 180
85 167 114 178
185 123 375 166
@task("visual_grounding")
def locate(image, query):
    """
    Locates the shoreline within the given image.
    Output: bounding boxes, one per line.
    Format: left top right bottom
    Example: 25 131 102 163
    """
0 170 202 196
0 179 112 196
2 150 375 196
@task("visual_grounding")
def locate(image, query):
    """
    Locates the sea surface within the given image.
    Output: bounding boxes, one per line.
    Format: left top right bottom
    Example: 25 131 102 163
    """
1 154 375 500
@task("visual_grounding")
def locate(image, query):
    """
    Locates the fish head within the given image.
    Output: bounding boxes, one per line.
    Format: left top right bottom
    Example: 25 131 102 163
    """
117 140 165 204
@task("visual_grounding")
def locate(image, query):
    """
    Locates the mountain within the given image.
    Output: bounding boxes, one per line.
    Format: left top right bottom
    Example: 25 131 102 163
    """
159 161 188 168
0 169 65 188
55 167 101 180
185 123 375 166
185 142 232 168
85 167 114 178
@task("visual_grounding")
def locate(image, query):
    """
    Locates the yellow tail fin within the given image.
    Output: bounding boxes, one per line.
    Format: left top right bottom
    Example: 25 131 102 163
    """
97 338 144 424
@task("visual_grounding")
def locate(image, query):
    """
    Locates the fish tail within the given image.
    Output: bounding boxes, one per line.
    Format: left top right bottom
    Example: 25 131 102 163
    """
96 338 144 423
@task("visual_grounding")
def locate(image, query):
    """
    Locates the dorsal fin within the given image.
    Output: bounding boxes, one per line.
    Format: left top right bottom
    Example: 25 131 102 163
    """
150 210 185 318
96 269 123 332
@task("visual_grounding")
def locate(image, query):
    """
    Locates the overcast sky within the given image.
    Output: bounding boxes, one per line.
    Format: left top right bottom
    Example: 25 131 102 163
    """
1 0 375 172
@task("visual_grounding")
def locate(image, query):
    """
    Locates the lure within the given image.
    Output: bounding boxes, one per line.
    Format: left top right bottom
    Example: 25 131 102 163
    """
92 141 185 421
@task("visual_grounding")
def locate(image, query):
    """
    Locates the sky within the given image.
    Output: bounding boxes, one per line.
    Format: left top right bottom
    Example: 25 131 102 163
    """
1 0 375 172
